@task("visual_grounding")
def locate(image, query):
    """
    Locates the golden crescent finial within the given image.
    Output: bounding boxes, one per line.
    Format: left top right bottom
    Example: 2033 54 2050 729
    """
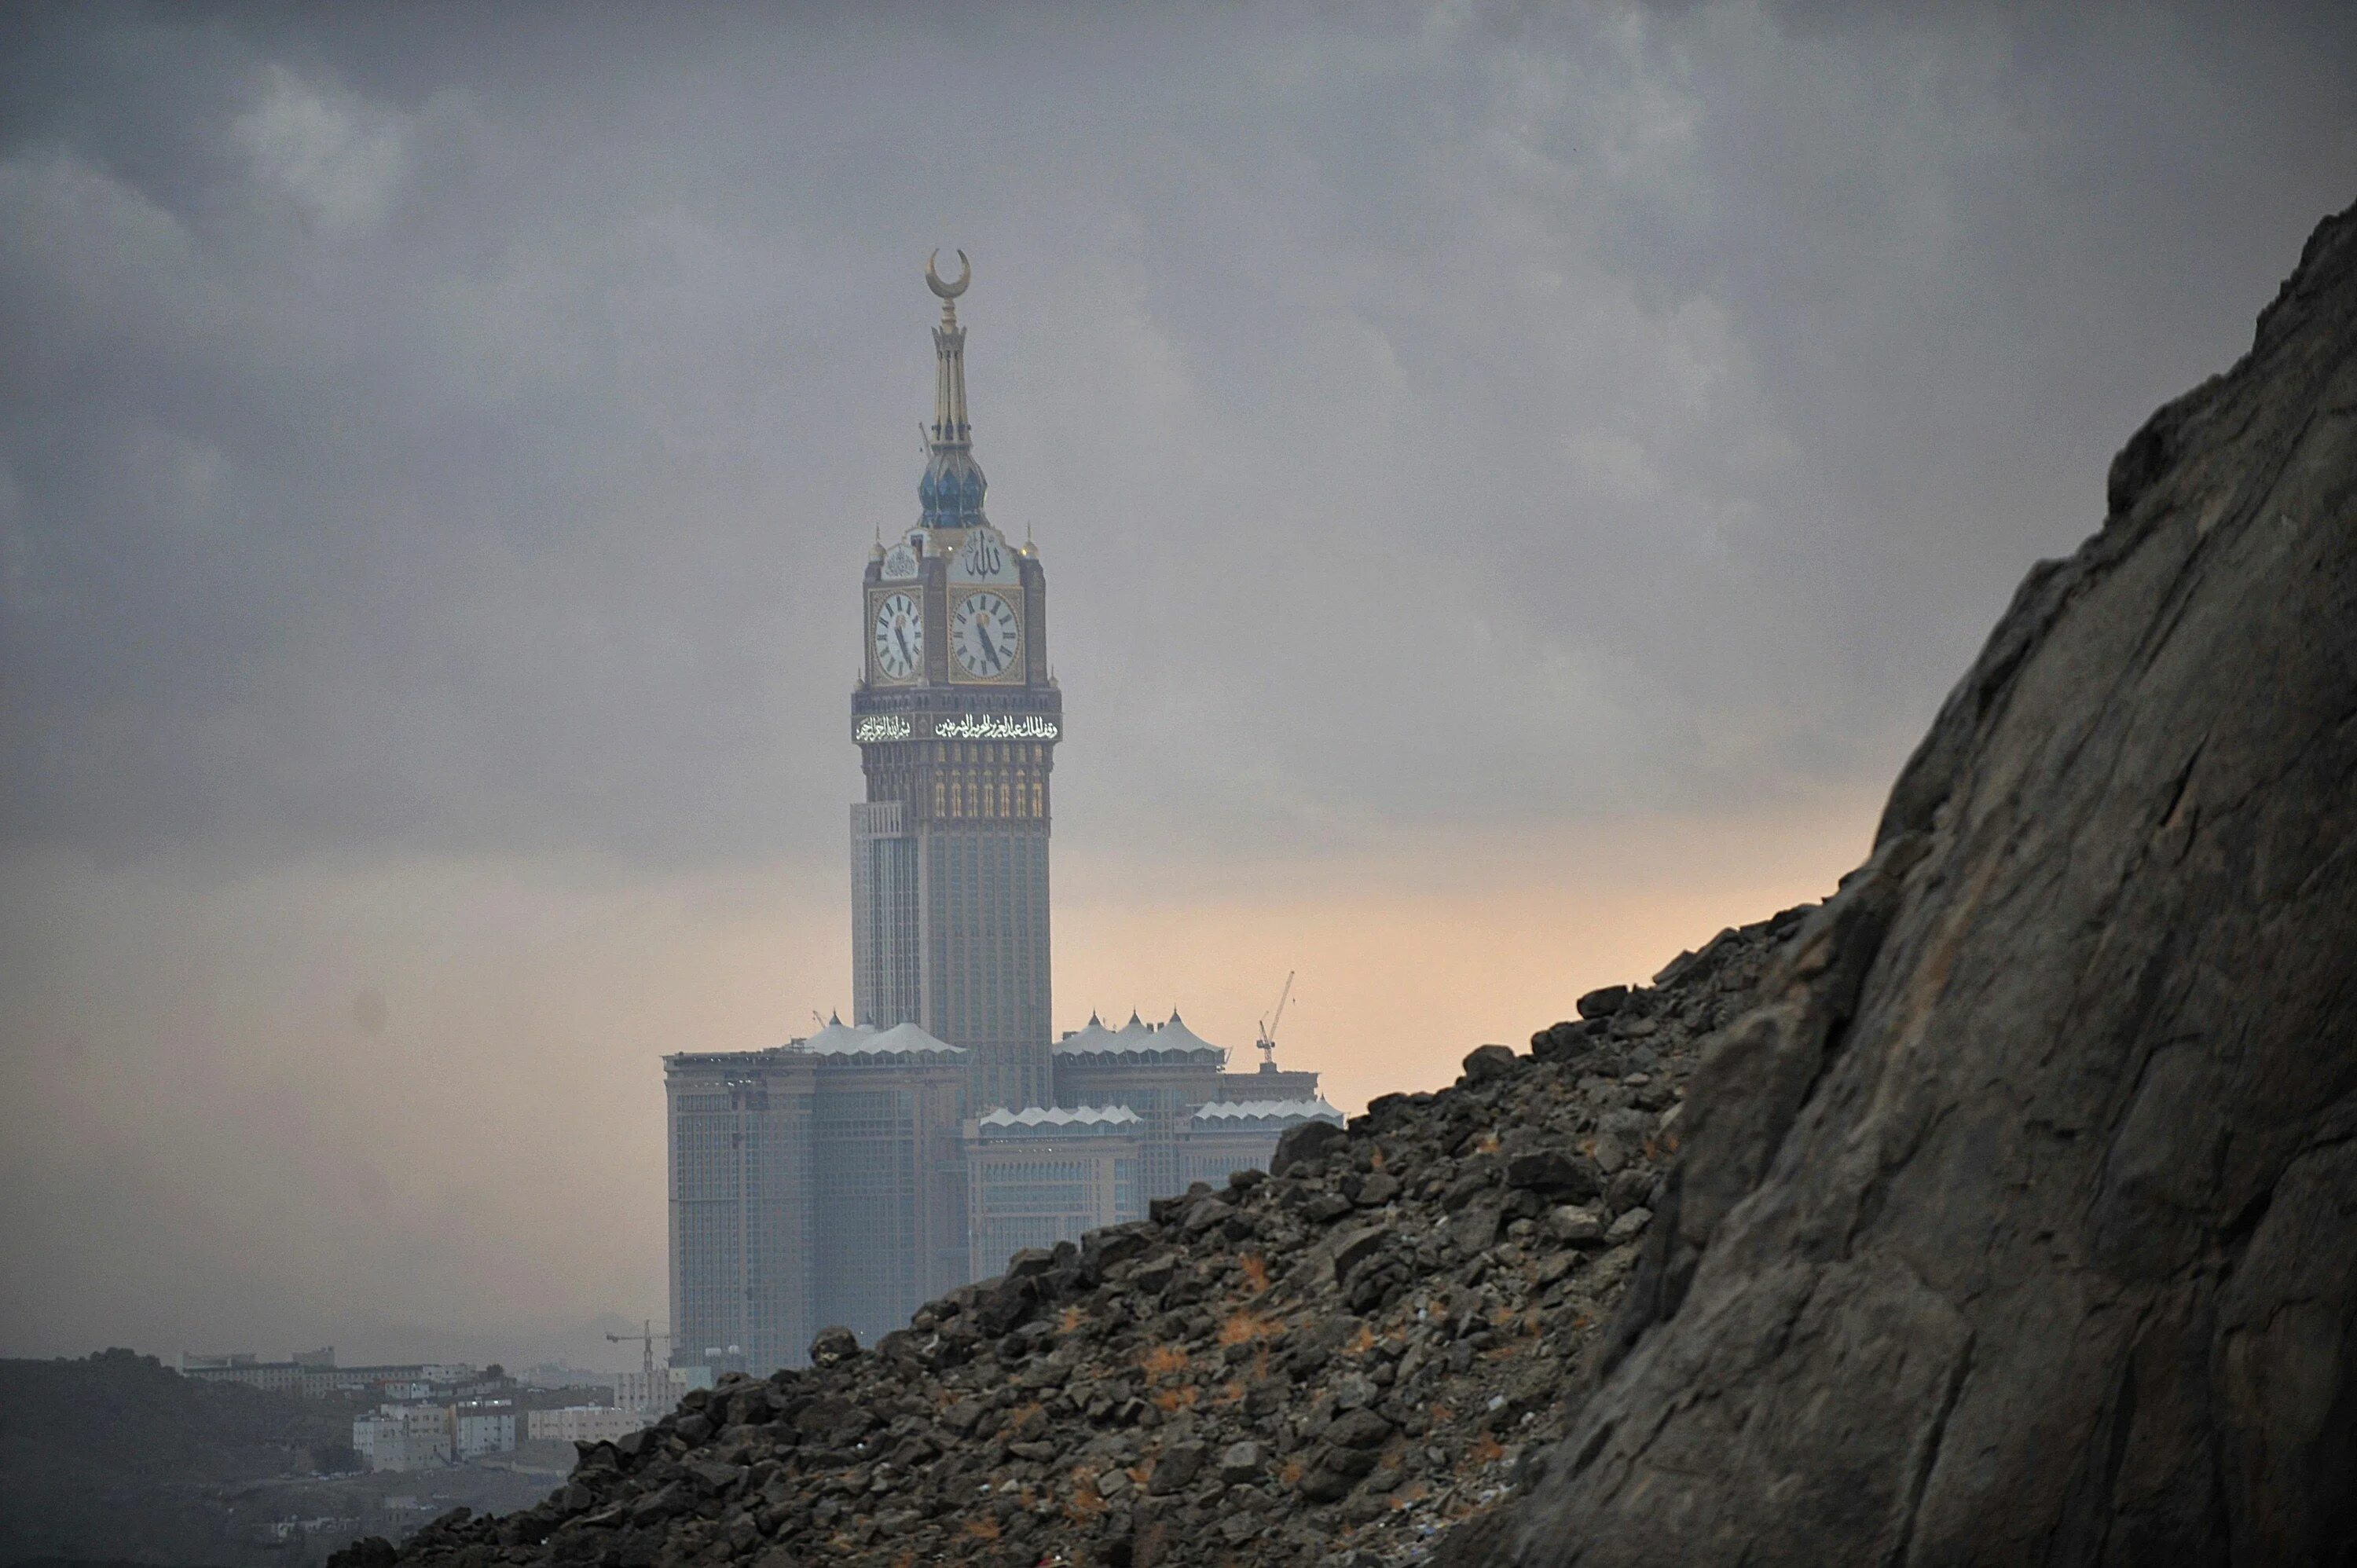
926 247 971 300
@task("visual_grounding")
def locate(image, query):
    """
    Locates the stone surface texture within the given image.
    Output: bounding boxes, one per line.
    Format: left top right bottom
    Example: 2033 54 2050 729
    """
1453 202 2357 1565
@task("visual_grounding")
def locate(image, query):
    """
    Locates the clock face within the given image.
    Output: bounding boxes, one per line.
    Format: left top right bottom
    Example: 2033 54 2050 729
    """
951 591 1021 677
872 592 922 680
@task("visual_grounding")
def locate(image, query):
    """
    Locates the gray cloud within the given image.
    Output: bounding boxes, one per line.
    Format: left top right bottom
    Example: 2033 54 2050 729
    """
3 2 2346 869
2 0 2352 1359
4 2 2352 869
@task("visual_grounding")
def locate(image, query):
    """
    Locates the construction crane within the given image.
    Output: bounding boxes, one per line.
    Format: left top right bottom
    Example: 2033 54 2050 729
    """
606 1319 673 1378
1255 971 1296 1069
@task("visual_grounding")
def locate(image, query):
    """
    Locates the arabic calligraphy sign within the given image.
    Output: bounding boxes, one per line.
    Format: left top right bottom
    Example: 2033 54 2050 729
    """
935 715 1059 740
853 713 1061 744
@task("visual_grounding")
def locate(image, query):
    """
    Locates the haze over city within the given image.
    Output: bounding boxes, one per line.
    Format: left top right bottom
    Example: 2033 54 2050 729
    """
4 1 2352 1376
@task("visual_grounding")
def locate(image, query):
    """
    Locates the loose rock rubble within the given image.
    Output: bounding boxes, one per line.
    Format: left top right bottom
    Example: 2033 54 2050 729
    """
341 907 1807 1568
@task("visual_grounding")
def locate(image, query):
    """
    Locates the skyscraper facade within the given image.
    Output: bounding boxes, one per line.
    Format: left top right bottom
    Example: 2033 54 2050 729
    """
849 251 1060 1115
667 256 1336 1367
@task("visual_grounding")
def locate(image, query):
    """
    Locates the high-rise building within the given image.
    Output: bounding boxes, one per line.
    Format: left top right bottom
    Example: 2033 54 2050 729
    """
849 251 1060 1115
667 255 1336 1368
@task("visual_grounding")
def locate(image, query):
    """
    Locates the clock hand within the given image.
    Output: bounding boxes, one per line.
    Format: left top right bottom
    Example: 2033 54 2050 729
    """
894 624 914 667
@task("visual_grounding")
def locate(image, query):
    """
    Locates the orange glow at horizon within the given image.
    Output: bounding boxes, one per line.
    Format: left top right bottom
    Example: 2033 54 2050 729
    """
0 789 1877 1361
1054 795 1879 1116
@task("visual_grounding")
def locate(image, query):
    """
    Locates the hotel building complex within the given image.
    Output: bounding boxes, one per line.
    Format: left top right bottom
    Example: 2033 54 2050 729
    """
666 258 1333 1367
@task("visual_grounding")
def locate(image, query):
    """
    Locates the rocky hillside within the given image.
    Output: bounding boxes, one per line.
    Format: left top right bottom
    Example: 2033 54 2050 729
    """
342 911 1803 1568
1450 202 2357 1564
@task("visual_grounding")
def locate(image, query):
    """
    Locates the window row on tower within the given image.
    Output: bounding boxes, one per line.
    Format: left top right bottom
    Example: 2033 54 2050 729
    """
938 771 1046 819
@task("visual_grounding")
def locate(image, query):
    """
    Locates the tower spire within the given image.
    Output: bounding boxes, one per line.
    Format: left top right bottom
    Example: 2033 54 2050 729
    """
919 249 987 529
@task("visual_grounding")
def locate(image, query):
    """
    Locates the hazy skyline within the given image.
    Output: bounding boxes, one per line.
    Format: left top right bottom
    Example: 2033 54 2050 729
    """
5 1 2353 1368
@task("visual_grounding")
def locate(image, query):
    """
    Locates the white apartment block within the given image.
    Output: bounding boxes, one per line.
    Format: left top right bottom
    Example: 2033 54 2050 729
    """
614 1365 712 1416
453 1404 515 1460
353 1405 453 1472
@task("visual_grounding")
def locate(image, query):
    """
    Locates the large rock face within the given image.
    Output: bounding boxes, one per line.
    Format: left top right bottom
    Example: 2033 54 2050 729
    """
1465 204 2357 1563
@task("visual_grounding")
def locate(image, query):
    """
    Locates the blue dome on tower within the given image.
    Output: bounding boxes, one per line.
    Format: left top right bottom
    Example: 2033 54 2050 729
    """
920 450 988 527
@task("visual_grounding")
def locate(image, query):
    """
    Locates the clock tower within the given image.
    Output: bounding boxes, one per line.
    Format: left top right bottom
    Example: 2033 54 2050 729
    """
849 252 1061 1114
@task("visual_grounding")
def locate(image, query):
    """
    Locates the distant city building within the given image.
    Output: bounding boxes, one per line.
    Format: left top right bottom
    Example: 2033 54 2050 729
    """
666 259 1335 1372
516 1361 610 1390
1183 1099 1343 1190
267 1516 355 1541
452 1400 517 1460
965 1104 1144 1269
350 1399 517 1470
179 1350 478 1401
353 1405 454 1472
528 1405 649 1444
178 1351 305 1394
614 1364 713 1416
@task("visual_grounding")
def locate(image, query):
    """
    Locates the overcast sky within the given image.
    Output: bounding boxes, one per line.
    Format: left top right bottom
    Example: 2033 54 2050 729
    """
3 0 2352 1368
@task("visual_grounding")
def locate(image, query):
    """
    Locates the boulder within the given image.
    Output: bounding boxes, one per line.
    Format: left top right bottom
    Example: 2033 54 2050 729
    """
1270 1117 1346 1175
1328 1409 1395 1449
1217 1439 1265 1483
1147 1441 1205 1494
1574 986 1629 1020
1460 1044 1520 1085
1504 1147 1601 1200
1003 1247 1056 1278
1543 1205 1607 1247
805 1326 859 1368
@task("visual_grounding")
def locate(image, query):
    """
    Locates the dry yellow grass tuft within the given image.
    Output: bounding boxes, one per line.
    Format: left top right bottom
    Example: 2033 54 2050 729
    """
1140 1343 1189 1381
1237 1252 1271 1294
1217 1308 1281 1346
